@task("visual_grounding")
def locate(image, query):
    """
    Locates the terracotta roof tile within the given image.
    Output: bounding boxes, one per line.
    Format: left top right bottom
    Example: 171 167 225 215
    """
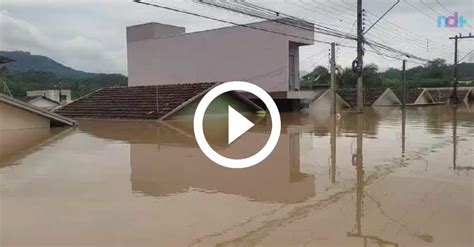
55 83 217 120
336 88 386 107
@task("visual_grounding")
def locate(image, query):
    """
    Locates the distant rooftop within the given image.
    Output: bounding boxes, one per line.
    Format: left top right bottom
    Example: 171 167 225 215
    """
0 93 76 127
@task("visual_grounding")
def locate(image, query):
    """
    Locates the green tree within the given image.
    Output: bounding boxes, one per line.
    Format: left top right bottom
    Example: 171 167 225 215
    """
301 66 330 88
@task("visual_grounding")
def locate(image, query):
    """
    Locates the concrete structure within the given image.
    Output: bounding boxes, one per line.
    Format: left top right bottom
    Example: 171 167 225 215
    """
126 19 314 93
21 95 60 111
27 90 72 104
0 93 76 131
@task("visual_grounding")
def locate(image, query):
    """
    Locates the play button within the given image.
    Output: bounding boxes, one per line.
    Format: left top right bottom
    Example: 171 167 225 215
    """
228 106 254 144
193 81 281 169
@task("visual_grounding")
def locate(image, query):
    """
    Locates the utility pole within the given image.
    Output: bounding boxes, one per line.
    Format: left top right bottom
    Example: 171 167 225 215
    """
451 34 459 103
402 60 406 108
57 81 63 105
330 42 337 115
449 33 474 104
356 0 364 113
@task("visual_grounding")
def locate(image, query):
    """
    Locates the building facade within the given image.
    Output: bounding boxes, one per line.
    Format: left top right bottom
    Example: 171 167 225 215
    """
27 90 72 104
127 19 314 93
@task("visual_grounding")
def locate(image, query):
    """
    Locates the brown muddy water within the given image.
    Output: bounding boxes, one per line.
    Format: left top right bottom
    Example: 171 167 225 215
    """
1 105 473 247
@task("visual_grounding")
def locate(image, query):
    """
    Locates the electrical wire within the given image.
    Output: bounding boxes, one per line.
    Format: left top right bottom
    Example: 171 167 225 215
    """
134 0 335 44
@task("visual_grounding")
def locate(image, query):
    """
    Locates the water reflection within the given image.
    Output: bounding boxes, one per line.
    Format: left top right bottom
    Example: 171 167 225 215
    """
401 107 406 156
330 113 337 183
346 114 400 246
0 127 72 165
1 106 473 246
80 119 316 203
451 105 474 173
453 105 458 170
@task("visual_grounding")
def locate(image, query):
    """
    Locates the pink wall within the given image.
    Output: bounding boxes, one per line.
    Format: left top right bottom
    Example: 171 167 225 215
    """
127 20 313 92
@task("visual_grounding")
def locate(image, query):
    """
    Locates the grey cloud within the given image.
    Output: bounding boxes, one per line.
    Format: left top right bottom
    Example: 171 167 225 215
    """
1 0 473 74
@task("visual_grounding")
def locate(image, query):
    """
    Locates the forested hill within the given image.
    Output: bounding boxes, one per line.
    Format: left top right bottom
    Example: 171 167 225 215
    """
0 51 100 79
0 51 127 98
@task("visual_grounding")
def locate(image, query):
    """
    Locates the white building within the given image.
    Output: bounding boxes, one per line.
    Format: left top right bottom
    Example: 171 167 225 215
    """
126 19 315 98
22 95 60 111
27 90 72 104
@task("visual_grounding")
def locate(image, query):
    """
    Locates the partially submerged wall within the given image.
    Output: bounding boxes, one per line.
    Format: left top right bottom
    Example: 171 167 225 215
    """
0 102 50 130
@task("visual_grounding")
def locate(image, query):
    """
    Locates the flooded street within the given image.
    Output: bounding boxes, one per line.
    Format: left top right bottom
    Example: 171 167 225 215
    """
1 105 473 246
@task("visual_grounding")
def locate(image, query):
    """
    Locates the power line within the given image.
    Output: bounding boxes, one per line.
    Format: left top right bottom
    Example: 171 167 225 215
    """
133 0 335 44
199 0 430 62
459 50 473 62
404 0 459 35
420 0 444 16
435 0 451 13
364 0 400 35
356 1 451 51
135 0 433 65
294 0 452 60
197 0 357 40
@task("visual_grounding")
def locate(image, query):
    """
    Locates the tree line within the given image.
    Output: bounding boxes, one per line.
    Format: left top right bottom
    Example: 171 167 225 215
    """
0 67 127 99
301 58 474 90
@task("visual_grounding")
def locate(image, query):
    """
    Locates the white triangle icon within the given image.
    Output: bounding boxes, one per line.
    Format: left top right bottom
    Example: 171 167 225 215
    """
228 106 254 144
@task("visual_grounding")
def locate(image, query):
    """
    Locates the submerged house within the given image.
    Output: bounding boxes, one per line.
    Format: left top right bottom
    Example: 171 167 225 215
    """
0 93 76 131
306 88 351 117
371 88 401 106
127 19 316 109
335 88 441 108
336 88 390 108
55 83 262 121
425 87 473 105
393 88 435 105
20 95 60 111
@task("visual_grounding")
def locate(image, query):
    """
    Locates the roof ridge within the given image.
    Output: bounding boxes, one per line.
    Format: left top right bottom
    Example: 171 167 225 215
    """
0 93 76 126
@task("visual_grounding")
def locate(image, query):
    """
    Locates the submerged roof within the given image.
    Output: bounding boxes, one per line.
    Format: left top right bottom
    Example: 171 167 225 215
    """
55 82 261 121
0 93 76 126
393 89 425 104
425 87 472 103
364 88 387 106
20 95 60 105
335 88 386 107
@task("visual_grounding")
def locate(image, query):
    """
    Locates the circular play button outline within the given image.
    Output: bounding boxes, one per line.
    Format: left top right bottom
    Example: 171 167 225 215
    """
193 81 281 169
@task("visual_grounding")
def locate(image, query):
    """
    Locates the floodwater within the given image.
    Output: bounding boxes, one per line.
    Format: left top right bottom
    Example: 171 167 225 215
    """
1 105 473 247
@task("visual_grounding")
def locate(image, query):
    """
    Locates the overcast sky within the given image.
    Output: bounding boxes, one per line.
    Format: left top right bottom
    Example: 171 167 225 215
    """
1 0 473 75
